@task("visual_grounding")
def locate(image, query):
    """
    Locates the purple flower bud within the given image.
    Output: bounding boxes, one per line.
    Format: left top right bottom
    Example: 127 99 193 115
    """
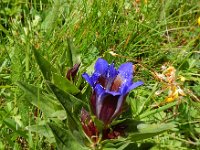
82 58 143 125
66 64 80 81
80 108 99 143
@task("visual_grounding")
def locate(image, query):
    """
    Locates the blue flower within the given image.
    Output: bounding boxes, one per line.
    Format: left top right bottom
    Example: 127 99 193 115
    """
82 58 143 125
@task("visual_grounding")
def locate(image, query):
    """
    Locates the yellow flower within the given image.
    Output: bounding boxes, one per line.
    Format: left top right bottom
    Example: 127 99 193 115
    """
179 75 186 82
165 97 175 103
155 65 186 104
198 17 200 26
165 85 185 103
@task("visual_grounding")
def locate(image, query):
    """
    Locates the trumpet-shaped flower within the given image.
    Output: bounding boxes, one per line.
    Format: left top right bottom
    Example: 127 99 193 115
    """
82 58 143 125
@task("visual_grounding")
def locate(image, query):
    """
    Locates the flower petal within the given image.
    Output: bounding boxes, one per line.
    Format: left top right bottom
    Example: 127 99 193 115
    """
94 84 105 118
119 81 144 94
105 90 120 96
111 75 123 92
127 81 144 93
90 91 97 116
111 94 126 120
105 63 118 89
99 93 120 125
118 62 133 82
94 58 109 75
107 63 118 79
111 81 144 119
82 73 94 87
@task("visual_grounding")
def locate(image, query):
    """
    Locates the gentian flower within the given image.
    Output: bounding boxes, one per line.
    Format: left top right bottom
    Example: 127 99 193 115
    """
82 58 143 125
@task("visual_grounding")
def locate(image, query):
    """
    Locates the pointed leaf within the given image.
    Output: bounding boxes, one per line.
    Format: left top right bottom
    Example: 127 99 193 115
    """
102 139 133 150
48 123 84 150
33 48 56 81
3 118 28 139
139 101 178 119
49 83 86 131
67 38 81 67
17 81 62 117
108 119 176 143
52 73 80 94
49 83 87 110
66 38 73 67
128 123 176 141
25 124 55 143
41 0 63 33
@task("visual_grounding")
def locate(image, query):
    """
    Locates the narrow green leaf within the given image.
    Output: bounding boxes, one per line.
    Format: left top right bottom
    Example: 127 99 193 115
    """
0 24 10 38
66 38 73 67
67 38 81 67
107 120 175 143
25 124 55 143
128 123 176 141
49 83 86 131
3 118 28 139
137 83 158 115
139 101 178 119
50 110 67 120
49 83 87 109
102 139 132 150
17 81 62 117
59 45 68 72
41 0 62 33
137 123 176 133
116 142 131 150
33 48 56 81
52 73 80 95
48 123 83 150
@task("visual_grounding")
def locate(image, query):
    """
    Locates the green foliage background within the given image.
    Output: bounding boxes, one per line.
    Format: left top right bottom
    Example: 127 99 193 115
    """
0 0 199 149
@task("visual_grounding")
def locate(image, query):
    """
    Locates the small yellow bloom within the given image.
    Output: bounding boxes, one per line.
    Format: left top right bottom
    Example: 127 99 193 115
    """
179 76 186 82
165 97 174 103
155 65 186 104
198 17 200 26
165 86 179 103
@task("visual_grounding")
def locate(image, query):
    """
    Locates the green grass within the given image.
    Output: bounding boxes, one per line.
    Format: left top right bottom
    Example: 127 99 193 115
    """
0 0 200 149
